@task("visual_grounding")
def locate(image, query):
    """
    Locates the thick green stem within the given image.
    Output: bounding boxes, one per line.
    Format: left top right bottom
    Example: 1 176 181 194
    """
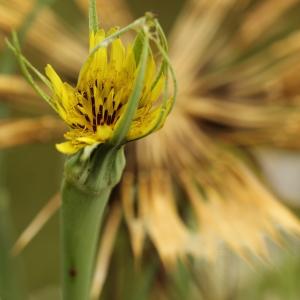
61 145 125 300
61 181 111 300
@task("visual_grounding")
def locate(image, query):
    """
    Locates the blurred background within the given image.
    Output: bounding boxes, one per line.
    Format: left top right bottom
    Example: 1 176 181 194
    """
1 0 300 299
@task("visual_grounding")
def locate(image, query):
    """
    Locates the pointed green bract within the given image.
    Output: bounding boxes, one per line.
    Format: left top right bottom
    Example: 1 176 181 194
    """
6 33 54 109
89 0 99 33
110 33 149 146
133 31 146 65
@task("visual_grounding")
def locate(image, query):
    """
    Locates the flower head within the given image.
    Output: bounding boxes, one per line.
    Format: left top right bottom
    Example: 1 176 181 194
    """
45 26 171 154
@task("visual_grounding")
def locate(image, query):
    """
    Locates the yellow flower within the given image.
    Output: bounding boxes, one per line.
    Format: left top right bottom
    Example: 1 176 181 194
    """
45 28 169 155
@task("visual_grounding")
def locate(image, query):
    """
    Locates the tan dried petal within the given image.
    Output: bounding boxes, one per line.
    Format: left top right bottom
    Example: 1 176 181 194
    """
0 0 86 74
0 116 65 148
12 193 60 256
91 204 122 300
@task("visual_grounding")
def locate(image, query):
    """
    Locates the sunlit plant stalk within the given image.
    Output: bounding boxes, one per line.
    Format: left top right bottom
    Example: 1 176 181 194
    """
7 0 176 298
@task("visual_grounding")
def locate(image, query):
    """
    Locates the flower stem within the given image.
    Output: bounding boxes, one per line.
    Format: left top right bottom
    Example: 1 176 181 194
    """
61 181 111 300
61 145 125 300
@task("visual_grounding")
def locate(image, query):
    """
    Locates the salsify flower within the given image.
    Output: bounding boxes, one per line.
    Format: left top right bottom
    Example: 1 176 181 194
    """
45 28 168 154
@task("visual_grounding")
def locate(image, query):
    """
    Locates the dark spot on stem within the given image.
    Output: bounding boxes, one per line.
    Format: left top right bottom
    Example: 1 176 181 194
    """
69 268 77 278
